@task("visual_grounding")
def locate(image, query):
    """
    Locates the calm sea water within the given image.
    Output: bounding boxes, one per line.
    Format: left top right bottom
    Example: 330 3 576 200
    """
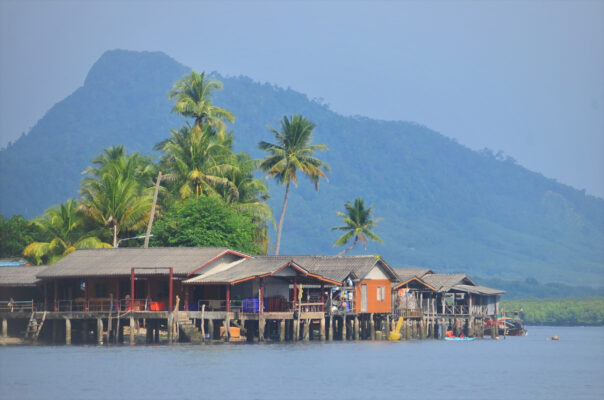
1 326 603 400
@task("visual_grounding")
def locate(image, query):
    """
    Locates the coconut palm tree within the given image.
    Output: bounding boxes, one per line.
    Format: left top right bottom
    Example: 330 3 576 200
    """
155 124 238 201
23 199 112 265
259 115 330 255
80 148 155 247
331 198 383 256
169 71 235 135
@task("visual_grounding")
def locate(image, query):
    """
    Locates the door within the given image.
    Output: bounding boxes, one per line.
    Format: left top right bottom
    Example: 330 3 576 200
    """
361 284 368 313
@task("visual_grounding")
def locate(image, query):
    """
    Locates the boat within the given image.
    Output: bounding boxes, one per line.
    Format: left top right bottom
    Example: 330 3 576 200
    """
484 317 526 336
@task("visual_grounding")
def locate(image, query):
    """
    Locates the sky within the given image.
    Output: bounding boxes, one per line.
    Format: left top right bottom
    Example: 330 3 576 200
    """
1 0 603 197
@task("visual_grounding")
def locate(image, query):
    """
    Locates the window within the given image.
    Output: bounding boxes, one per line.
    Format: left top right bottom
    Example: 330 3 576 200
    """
95 283 108 298
377 286 385 302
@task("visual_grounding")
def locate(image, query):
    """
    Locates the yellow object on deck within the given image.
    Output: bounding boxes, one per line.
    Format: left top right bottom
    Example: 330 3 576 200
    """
388 317 404 341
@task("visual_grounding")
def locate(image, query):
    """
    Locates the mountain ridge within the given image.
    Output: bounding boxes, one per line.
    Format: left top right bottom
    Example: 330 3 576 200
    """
1 49 602 285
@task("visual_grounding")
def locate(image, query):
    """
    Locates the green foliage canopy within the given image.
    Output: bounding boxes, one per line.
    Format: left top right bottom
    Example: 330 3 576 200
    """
150 197 261 254
0 214 44 258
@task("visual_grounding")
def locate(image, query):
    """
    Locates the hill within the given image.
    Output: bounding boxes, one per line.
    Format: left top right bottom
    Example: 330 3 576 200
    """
1 49 602 285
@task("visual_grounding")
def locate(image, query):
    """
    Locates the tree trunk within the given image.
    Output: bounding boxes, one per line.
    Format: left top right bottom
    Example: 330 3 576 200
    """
275 181 291 255
337 236 359 256
144 171 162 249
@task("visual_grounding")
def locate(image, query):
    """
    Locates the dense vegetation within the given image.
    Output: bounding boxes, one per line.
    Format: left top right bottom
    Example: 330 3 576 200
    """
501 297 604 326
150 197 260 254
0 49 602 286
476 276 604 299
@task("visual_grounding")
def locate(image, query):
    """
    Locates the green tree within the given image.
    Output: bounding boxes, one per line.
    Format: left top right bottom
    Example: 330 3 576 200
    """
0 214 44 258
155 124 237 200
332 198 383 256
22 199 112 264
259 115 329 255
169 71 235 135
80 147 155 247
150 196 261 254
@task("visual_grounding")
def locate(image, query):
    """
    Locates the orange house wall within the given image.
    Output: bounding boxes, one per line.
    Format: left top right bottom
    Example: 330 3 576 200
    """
354 279 391 314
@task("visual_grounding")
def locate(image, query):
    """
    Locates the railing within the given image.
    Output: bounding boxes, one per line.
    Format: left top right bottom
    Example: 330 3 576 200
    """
0 300 35 312
443 305 469 315
394 308 423 318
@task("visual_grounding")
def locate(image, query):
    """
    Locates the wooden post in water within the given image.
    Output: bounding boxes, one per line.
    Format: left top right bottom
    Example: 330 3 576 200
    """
96 318 103 345
65 318 71 345
208 319 214 340
224 317 231 342
354 316 360 340
280 319 286 342
370 314 375 341
1 318 7 338
341 316 347 341
146 322 153 343
200 305 205 341
303 319 310 341
129 317 136 344
327 316 333 341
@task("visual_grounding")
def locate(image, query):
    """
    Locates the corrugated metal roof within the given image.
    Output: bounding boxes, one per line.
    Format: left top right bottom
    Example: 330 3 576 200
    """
37 247 243 278
184 256 342 285
422 273 476 292
452 284 505 295
393 268 433 282
0 266 47 286
287 255 399 283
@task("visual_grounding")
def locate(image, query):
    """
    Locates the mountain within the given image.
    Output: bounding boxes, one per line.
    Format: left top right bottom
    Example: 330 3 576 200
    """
1 49 602 285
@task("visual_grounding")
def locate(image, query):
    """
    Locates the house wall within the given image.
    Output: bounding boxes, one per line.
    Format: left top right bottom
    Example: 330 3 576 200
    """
354 279 391 314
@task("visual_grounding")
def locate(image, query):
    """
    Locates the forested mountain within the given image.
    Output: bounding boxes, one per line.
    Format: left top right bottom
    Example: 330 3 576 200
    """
1 49 602 285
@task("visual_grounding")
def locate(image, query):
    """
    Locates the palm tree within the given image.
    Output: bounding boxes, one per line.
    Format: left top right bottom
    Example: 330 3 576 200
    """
331 198 383 256
259 115 330 255
80 148 155 247
169 71 235 135
23 199 112 265
155 124 237 201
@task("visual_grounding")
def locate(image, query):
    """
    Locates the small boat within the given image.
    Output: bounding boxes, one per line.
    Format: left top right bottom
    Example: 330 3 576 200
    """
445 336 475 341
485 317 526 336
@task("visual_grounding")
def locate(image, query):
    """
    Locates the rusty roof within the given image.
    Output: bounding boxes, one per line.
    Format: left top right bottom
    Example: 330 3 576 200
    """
422 273 476 292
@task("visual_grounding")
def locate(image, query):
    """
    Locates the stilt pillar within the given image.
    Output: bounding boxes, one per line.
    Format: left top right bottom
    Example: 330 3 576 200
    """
258 317 264 342
341 316 347 341
129 317 136 344
146 321 153 343
208 319 214 340
96 318 103 345
65 318 71 345
280 319 286 342
327 316 333 341
2 318 7 338
370 314 375 341
303 319 310 341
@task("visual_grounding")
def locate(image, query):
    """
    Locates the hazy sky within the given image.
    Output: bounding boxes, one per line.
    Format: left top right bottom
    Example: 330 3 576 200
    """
1 0 603 197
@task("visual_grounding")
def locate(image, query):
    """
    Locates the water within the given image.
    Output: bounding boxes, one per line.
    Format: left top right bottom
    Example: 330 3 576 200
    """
1 326 603 400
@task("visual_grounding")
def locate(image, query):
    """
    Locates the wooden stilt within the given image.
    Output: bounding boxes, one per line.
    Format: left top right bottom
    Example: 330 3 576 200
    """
293 318 298 342
1 318 6 338
130 317 136 344
303 319 310 341
280 319 286 342
258 316 264 342
96 318 103 345
354 316 360 340
341 316 347 341
146 321 153 343
208 319 214 340
370 314 375 341
200 305 205 341
65 318 71 345
320 317 325 341
154 321 160 343
327 316 333 341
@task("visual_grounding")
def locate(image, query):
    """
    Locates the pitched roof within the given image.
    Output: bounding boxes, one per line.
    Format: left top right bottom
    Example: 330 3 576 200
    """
37 248 247 278
393 268 434 282
422 273 476 292
0 266 47 286
287 255 399 283
184 256 341 285
452 284 505 295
